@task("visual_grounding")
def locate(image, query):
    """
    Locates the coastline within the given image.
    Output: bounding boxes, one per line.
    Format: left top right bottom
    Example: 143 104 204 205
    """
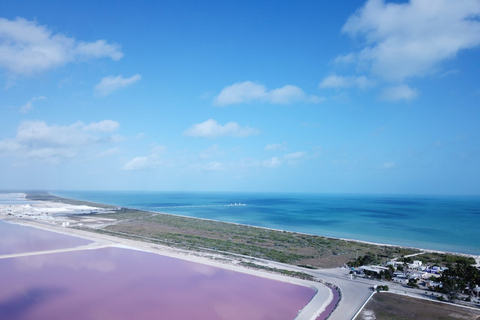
40 191 480 260
49 190 480 257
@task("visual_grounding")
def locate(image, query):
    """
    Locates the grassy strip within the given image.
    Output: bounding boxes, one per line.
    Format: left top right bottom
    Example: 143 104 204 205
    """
85 211 419 268
29 192 421 268
239 262 315 281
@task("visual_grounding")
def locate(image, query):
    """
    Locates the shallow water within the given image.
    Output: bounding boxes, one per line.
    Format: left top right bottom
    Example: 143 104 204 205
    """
0 246 314 320
0 221 91 255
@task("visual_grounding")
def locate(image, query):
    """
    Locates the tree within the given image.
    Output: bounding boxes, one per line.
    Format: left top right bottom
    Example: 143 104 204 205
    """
407 278 419 288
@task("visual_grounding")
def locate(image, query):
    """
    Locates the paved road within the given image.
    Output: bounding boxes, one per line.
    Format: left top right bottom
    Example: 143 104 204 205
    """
0 242 111 260
249 259 373 320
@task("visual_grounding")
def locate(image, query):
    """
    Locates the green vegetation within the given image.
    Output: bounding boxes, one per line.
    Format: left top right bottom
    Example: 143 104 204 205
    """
27 193 439 268
415 252 476 267
91 212 421 268
407 278 419 288
438 260 480 300
376 285 389 292
348 253 384 267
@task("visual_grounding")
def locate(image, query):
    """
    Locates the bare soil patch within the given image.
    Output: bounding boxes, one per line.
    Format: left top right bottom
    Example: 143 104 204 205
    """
360 293 480 320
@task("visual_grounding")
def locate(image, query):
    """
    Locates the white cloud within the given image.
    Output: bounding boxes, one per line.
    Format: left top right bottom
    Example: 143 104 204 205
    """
0 17 123 76
123 146 166 171
334 53 356 64
264 143 285 151
341 0 480 81
18 96 46 114
262 157 282 168
84 119 120 132
319 75 374 90
284 151 306 160
183 119 259 138
75 40 123 61
122 156 154 171
284 151 307 165
268 85 324 104
94 74 141 97
214 81 265 105
237 151 309 170
214 81 324 106
0 120 120 164
379 84 418 102
238 157 282 169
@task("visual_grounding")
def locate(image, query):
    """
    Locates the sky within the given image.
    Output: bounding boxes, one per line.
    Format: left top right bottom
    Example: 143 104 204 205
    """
0 0 480 195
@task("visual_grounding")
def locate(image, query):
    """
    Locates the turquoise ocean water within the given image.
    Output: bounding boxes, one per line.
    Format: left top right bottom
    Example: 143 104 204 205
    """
54 191 480 255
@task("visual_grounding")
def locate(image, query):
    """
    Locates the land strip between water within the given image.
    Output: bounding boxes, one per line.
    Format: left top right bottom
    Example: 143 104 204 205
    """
25 192 423 269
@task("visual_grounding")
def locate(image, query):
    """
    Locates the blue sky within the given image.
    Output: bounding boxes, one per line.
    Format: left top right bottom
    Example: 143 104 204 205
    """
1 0 479 194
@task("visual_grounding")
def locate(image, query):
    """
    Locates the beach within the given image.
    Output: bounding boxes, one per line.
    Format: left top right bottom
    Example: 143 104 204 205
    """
53 190 480 256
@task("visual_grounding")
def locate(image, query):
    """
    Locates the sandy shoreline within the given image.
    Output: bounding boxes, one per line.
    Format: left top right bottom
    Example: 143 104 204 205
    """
45 192 480 259
5 192 480 259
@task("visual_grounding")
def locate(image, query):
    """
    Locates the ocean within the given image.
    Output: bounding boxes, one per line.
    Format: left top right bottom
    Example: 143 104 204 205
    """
53 191 480 255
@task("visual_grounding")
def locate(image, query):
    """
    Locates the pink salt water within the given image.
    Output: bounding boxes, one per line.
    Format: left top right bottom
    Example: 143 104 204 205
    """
0 247 315 320
0 221 91 255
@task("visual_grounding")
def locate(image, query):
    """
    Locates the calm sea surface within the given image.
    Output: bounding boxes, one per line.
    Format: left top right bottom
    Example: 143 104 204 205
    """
54 191 480 255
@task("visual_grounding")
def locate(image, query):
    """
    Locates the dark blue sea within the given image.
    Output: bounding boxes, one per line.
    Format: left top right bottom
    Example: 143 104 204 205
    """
54 191 480 255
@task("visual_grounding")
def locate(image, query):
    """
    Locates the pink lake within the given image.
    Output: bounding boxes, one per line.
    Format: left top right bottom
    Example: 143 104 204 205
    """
0 221 92 255
0 247 315 320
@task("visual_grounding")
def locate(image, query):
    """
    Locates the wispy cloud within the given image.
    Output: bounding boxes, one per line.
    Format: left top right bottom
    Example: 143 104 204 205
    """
123 146 166 171
84 119 120 132
319 75 374 90
341 0 480 81
214 81 324 106
264 143 285 151
323 0 480 103
183 119 259 138
284 151 307 165
239 151 307 170
0 120 120 164
94 74 141 97
379 85 418 102
17 96 46 114
0 17 122 76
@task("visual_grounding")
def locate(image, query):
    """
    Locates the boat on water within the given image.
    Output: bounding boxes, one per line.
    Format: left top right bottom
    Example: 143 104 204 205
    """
228 203 247 207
